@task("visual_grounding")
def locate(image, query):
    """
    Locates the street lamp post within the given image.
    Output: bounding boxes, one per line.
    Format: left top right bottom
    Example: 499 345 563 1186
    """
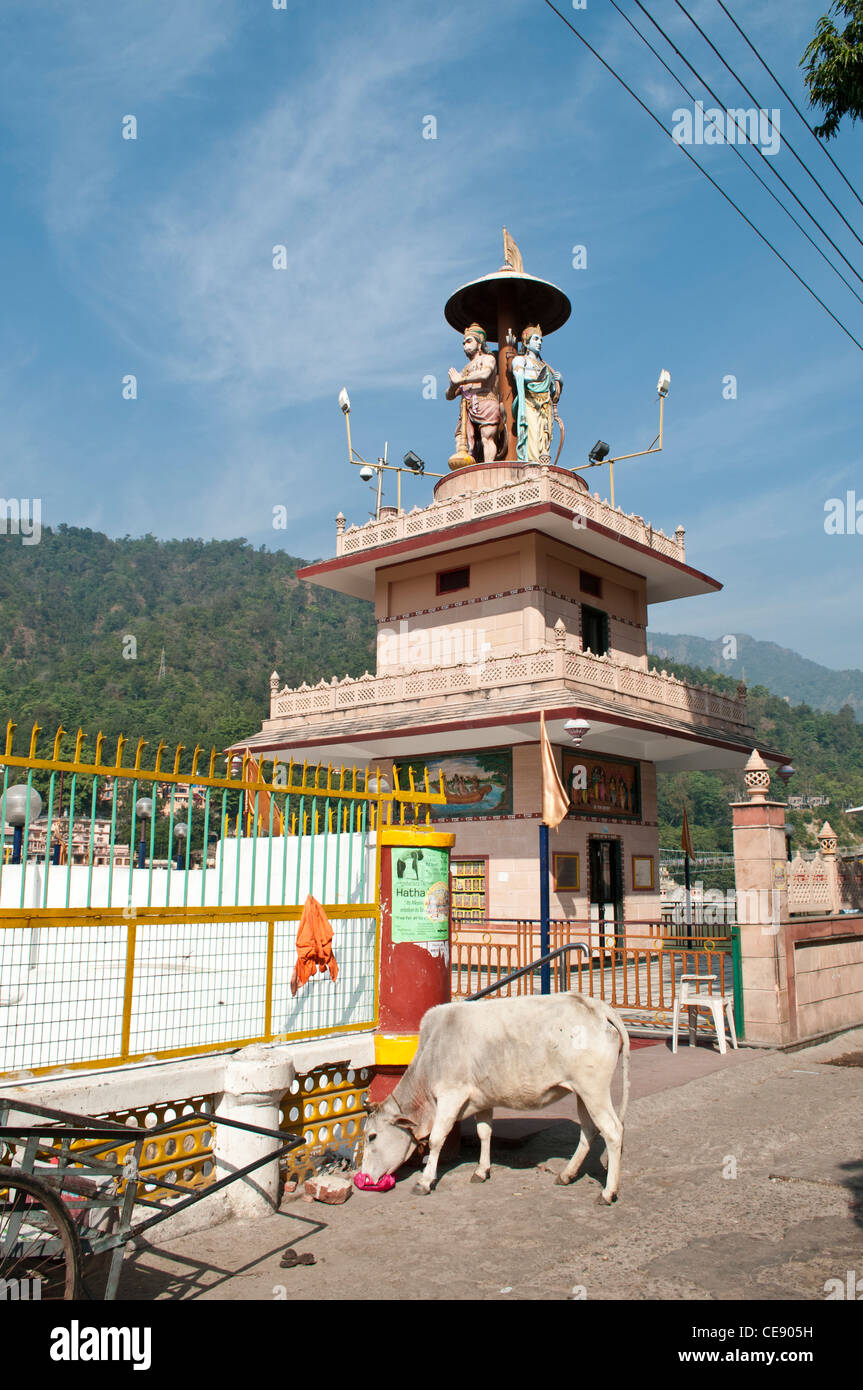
174 822 188 871
135 798 153 869
4 785 43 866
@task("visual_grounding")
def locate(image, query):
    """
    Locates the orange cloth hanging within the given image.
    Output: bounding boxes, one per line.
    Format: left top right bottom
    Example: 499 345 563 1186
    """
290 895 339 995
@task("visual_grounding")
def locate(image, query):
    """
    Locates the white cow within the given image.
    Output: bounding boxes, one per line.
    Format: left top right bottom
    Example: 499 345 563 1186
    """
361 991 630 1204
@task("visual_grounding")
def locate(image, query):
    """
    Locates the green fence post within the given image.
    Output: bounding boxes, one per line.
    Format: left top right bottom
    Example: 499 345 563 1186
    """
731 923 745 1041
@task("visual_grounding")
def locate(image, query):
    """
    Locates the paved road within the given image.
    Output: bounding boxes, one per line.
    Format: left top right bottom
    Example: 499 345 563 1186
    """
117 1029 863 1302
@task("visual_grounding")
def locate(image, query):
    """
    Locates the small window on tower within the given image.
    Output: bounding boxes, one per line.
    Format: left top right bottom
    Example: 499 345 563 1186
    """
437 566 470 595
580 570 602 598
582 604 609 656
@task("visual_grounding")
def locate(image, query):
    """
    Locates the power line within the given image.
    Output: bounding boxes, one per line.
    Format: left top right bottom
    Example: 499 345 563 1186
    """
713 0 863 213
673 0 863 251
634 0 863 290
538 0 863 353
607 0 863 310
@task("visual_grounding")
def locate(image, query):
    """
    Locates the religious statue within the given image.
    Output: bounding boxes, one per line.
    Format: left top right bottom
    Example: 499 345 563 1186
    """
511 325 563 464
446 323 503 468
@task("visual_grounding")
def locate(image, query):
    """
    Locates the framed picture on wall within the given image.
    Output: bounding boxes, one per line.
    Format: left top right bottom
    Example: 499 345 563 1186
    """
553 853 580 891
632 855 655 891
394 748 513 819
562 751 641 821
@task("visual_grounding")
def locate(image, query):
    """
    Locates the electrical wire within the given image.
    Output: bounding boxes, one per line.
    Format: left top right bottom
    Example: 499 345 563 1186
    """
634 0 863 289
714 0 863 213
538 0 863 353
673 0 863 248
607 0 863 309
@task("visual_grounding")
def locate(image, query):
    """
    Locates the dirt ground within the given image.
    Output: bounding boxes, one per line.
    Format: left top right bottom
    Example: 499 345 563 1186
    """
115 1028 863 1303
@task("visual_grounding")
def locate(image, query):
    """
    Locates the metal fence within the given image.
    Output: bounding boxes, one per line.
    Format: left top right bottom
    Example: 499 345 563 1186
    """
0 721 445 1076
452 918 739 1035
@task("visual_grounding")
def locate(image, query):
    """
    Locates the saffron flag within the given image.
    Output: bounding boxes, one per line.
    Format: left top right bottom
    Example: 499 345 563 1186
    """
681 804 695 860
540 711 570 830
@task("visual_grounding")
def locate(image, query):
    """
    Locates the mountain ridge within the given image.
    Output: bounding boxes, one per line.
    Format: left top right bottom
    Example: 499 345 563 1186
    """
648 631 863 719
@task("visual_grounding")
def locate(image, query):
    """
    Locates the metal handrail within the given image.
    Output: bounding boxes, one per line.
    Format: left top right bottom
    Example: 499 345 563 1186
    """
466 942 589 1001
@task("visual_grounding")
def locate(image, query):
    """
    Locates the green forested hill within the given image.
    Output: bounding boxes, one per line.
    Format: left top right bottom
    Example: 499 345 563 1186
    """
0 526 376 755
649 657 863 852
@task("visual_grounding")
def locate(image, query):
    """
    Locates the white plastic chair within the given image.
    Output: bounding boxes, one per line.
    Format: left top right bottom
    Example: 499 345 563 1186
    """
672 974 738 1055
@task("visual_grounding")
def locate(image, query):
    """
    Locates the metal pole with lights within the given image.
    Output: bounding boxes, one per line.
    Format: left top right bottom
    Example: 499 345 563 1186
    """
574 370 671 508
338 389 445 519
174 822 188 871
135 797 153 869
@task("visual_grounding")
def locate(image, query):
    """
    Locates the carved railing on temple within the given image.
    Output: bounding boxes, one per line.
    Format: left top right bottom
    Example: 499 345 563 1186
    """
335 470 685 563
269 645 747 727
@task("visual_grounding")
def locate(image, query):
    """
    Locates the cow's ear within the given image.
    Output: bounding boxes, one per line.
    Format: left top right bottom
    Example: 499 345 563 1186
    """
391 1112 417 1135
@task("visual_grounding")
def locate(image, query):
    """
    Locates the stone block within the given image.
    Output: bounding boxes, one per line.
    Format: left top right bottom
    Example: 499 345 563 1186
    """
304 1175 353 1205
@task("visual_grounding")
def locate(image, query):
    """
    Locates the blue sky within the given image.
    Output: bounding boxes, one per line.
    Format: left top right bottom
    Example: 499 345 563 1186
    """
1 0 861 667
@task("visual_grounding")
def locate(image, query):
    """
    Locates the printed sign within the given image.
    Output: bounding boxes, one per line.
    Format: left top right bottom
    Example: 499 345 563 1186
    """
391 846 450 942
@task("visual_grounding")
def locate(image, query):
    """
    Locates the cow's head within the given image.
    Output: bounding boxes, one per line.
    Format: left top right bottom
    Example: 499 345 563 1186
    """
360 1095 419 1181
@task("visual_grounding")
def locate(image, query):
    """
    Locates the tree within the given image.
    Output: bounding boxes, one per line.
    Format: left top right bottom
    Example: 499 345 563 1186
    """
802 1 863 139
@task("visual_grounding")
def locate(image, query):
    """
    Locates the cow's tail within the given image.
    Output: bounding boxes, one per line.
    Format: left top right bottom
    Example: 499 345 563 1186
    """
597 1000 631 1123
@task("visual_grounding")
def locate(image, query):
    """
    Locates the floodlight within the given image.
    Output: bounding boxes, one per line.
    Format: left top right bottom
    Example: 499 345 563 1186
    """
588 440 610 464
403 451 425 474
657 369 671 398
359 465 375 482
338 388 351 414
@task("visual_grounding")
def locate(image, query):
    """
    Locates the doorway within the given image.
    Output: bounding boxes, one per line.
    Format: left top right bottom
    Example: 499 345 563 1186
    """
589 837 623 949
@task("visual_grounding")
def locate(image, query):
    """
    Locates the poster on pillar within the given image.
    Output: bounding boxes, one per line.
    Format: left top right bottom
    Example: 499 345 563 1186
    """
391 846 451 942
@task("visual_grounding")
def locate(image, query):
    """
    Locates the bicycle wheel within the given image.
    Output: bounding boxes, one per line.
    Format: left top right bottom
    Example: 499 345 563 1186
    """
0 1166 82 1299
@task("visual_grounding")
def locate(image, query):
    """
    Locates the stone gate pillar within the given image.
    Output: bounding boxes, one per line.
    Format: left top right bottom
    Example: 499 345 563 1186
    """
730 750 791 1045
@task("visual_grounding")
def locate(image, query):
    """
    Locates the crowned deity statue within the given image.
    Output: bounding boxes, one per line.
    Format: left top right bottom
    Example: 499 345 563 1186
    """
511 325 563 464
446 323 503 468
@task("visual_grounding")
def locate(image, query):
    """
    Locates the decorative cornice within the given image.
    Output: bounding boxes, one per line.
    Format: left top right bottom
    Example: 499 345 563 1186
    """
378 585 647 629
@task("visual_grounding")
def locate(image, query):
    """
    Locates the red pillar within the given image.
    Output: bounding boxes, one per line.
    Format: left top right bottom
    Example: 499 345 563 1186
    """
369 827 455 1104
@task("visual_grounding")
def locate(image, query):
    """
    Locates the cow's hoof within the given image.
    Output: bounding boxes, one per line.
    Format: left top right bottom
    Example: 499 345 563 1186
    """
554 1173 572 1186
470 1170 490 1184
597 1191 618 1206
412 1181 432 1196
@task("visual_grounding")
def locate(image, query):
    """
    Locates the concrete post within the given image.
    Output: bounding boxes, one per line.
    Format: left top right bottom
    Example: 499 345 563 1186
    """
216 1044 296 1219
731 750 791 1046
817 821 841 914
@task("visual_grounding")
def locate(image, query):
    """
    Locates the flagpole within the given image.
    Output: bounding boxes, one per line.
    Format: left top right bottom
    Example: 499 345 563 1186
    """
539 822 550 994
538 709 570 997
684 851 692 951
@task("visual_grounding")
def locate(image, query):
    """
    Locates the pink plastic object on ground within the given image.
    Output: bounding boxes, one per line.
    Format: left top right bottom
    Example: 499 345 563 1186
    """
353 1172 396 1192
